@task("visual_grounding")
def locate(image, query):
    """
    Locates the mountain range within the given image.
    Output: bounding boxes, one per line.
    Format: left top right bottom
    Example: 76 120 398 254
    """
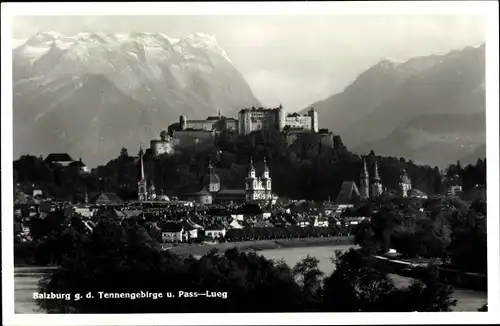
13 31 260 167
13 32 485 169
303 44 486 168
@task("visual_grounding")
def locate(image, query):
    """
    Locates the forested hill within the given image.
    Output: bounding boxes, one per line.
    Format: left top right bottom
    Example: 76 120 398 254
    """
13 131 486 202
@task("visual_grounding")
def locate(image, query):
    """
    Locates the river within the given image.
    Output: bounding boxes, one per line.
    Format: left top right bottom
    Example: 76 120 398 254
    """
14 245 486 313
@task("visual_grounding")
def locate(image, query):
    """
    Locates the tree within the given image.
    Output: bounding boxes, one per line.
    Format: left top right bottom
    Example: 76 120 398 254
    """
393 264 456 312
292 255 324 310
321 249 456 312
15 131 459 201
35 212 458 313
321 249 397 312
120 147 129 158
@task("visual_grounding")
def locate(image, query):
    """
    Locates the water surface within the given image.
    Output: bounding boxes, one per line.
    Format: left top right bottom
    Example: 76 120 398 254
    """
14 245 486 313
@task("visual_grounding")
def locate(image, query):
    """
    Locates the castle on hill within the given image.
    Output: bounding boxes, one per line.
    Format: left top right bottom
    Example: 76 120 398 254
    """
148 105 321 156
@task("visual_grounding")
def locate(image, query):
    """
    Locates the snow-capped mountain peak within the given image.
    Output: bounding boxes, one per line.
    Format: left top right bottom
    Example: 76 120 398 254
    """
180 32 231 62
15 31 232 64
13 31 260 167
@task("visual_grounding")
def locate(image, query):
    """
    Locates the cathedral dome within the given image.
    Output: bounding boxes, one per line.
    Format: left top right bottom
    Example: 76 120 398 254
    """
202 171 220 186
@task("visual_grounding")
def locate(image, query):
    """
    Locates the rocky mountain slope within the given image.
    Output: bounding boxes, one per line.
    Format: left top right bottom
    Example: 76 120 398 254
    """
13 32 260 167
304 44 485 167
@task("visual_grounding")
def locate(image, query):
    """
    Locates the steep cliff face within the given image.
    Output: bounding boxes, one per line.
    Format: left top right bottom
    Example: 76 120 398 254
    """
304 44 485 167
13 32 260 166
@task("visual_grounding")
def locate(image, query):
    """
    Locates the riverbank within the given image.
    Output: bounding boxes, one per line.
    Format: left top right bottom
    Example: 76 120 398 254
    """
373 255 487 292
166 236 355 256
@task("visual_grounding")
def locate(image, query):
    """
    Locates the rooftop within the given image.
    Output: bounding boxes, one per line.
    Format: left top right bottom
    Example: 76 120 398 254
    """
45 153 74 162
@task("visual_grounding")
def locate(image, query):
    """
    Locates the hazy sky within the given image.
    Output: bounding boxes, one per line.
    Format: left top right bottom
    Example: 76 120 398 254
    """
12 15 485 110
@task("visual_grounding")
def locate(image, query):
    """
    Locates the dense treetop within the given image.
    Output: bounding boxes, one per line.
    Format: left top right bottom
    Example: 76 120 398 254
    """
33 212 457 313
13 131 486 202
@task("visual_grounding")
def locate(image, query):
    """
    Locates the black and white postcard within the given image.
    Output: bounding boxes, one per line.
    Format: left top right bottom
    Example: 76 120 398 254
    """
2 1 499 325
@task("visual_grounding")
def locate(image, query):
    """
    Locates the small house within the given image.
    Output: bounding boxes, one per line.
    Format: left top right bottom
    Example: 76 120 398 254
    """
160 221 184 243
204 224 226 240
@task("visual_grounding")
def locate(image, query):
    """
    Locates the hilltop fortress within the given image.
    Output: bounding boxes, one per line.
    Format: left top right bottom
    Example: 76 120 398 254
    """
150 105 325 156
178 105 318 134
238 105 318 134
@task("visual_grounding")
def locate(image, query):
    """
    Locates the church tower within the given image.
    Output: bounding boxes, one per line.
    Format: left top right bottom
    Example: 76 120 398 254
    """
399 169 412 197
137 147 148 201
262 156 272 200
245 157 257 202
148 182 156 201
371 160 383 197
360 159 370 200
203 160 221 193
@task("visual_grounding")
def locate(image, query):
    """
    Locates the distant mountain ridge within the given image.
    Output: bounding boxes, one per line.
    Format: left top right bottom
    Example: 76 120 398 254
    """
13 31 260 167
303 44 485 167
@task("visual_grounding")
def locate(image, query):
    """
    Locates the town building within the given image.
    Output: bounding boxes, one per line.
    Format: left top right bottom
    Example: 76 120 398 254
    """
150 131 174 156
399 169 412 197
91 192 124 206
245 157 273 202
160 221 184 243
179 111 238 133
238 105 319 135
171 129 216 152
335 181 360 209
184 158 274 205
44 153 74 167
73 158 89 173
204 224 227 240
187 189 213 205
148 184 157 201
407 189 428 199
445 174 463 196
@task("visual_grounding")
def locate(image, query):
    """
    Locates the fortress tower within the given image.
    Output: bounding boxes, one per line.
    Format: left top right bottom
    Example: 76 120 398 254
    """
277 104 286 131
308 108 319 132
179 115 187 131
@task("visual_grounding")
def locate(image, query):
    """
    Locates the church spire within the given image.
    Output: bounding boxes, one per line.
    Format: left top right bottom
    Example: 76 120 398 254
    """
360 158 369 200
373 160 380 181
139 146 145 181
248 156 256 177
262 156 270 178
137 146 147 201
372 159 383 197
362 158 368 178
